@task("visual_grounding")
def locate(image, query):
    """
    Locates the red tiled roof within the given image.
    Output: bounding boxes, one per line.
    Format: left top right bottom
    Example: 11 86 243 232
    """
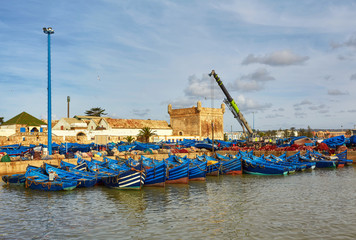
105 118 170 129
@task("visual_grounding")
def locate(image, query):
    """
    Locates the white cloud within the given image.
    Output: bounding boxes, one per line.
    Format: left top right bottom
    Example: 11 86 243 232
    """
350 73 356 81
184 74 222 99
242 50 309 66
229 80 264 92
228 68 275 92
293 100 312 107
328 89 349 95
132 109 150 117
331 34 356 49
241 68 275 82
235 95 272 112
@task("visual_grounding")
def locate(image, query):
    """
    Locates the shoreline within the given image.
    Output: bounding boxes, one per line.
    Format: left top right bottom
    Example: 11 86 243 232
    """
1 150 355 175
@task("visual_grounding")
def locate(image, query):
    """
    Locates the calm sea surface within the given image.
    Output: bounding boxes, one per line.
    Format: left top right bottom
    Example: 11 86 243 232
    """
1 166 356 240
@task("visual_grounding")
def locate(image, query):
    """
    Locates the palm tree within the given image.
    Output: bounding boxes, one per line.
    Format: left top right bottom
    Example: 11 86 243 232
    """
125 136 135 144
137 127 157 143
306 125 313 138
85 107 107 117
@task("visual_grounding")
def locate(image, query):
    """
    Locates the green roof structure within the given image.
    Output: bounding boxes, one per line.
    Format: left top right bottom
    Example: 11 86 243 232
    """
2 112 47 126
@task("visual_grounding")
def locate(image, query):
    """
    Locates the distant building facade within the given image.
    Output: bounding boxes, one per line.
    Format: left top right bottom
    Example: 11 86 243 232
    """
168 101 225 140
0 112 47 137
52 117 173 142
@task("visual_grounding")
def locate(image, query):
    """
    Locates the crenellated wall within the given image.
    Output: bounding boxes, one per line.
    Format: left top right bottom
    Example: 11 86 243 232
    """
168 101 225 139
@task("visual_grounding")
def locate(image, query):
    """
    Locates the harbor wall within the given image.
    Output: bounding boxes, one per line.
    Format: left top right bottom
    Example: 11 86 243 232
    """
1 150 355 175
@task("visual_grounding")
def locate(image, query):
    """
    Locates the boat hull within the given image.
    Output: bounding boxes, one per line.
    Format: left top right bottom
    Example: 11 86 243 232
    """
25 178 77 191
166 176 189 184
144 162 167 187
166 160 189 184
102 164 146 190
189 161 207 181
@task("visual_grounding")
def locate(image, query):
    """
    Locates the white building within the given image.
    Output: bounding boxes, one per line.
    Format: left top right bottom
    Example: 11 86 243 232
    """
52 117 173 141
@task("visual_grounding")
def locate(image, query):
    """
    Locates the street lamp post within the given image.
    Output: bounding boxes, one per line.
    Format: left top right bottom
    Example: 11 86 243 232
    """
43 27 54 155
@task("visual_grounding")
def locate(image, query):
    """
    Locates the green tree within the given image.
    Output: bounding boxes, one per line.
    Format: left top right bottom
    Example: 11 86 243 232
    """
298 128 306 137
290 127 296 137
306 125 313 138
0 117 3 125
224 133 228 141
137 127 157 143
256 130 265 138
85 107 107 117
271 130 277 137
345 129 351 136
283 129 290 138
125 136 135 144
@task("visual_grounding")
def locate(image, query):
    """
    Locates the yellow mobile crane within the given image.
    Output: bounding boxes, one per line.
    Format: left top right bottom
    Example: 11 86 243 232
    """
209 70 253 137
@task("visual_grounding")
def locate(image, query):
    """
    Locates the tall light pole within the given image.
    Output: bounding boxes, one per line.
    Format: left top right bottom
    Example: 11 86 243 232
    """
43 27 54 155
67 96 70 118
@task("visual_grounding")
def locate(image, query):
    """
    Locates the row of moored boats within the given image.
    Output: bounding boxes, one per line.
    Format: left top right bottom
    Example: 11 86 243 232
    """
2 150 352 191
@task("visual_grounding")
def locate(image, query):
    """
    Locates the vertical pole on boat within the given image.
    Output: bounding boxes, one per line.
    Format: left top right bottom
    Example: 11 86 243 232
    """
43 27 54 156
212 121 215 154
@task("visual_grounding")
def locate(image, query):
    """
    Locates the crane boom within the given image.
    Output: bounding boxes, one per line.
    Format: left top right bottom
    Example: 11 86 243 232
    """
209 70 253 136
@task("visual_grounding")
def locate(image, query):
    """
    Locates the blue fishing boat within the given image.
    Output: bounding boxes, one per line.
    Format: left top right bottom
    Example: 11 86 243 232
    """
44 163 97 188
194 142 218 151
198 154 221 176
84 159 118 175
286 152 316 170
165 155 190 184
215 153 242 175
241 155 289 175
60 160 108 184
300 151 336 168
25 166 77 191
138 156 167 187
335 150 353 166
2 174 26 185
0 144 31 156
101 162 146 190
264 155 301 173
187 157 207 181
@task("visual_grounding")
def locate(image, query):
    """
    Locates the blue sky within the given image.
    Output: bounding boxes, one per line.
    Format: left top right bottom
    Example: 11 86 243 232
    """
1 0 356 131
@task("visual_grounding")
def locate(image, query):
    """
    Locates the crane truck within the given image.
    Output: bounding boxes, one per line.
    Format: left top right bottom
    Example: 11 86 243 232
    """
209 70 253 137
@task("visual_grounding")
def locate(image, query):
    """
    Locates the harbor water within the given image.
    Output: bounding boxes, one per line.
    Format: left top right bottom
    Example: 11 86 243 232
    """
1 166 356 240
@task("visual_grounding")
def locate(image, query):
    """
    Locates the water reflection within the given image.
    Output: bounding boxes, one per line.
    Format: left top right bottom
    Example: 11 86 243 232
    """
1 167 356 239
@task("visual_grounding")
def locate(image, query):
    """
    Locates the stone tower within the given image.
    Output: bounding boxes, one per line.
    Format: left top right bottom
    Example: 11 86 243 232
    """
168 101 225 140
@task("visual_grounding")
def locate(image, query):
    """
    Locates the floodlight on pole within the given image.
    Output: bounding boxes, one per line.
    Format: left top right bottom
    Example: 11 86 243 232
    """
43 27 54 155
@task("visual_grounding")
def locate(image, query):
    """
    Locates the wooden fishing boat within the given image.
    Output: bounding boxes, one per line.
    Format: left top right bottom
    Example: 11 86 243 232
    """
44 163 97 188
2 174 26 185
241 156 289 175
138 156 167 187
25 166 77 191
336 150 353 166
300 151 336 168
198 155 220 176
215 153 242 175
286 152 316 170
101 162 146 190
188 157 207 181
165 155 189 184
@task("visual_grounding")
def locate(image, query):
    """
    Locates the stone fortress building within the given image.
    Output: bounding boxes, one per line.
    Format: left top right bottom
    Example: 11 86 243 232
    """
168 101 225 140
